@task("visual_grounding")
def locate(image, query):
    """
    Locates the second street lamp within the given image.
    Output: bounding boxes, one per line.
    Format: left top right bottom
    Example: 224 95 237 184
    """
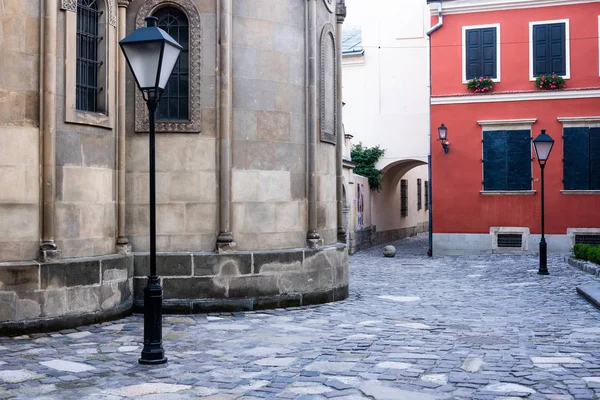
119 16 183 365
532 129 555 276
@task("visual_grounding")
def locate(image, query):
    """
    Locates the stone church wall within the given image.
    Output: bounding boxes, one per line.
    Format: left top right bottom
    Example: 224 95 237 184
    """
125 0 219 252
0 1 41 262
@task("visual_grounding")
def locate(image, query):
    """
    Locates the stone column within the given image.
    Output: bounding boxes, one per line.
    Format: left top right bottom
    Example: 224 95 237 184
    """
216 0 235 253
116 0 131 254
40 0 59 261
306 0 321 248
335 0 346 243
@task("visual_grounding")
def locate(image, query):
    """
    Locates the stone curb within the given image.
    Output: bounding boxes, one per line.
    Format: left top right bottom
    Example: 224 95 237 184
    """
565 256 600 277
577 284 600 311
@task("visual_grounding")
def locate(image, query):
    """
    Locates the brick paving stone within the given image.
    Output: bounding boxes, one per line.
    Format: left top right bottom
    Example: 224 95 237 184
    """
1 234 600 399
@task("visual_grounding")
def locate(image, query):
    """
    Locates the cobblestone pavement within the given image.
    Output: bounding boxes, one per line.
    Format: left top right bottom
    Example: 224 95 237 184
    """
2 234 600 400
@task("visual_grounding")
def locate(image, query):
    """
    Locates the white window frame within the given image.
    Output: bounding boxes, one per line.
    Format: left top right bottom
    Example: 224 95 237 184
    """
462 23 501 84
529 19 570 81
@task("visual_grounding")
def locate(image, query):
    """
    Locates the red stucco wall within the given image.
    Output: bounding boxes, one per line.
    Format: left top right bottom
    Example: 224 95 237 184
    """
430 2 600 235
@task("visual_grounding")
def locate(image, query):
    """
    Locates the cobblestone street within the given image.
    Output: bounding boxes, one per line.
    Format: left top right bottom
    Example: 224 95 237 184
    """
2 234 600 400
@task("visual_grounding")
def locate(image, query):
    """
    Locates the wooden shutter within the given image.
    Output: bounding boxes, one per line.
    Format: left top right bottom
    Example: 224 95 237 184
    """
483 130 508 191
506 130 532 190
466 29 481 79
466 27 497 80
533 23 566 76
590 128 600 190
481 28 497 79
549 23 566 76
563 127 590 190
533 24 550 76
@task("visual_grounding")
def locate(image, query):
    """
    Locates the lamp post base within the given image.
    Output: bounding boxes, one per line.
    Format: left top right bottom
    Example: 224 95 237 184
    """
139 276 167 365
538 239 549 275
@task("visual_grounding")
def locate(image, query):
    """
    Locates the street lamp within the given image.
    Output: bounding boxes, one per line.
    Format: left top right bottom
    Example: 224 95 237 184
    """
532 129 555 276
438 123 449 154
119 16 183 365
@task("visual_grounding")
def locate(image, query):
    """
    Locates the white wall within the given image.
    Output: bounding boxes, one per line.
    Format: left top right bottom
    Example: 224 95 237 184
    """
343 0 431 168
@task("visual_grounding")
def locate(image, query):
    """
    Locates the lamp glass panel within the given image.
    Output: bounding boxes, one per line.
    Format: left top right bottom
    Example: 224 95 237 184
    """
534 141 553 161
121 41 162 90
158 42 181 90
438 127 447 140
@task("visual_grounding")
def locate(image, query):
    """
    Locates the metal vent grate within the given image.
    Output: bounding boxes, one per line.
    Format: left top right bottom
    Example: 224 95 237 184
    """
575 235 600 245
498 234 522 248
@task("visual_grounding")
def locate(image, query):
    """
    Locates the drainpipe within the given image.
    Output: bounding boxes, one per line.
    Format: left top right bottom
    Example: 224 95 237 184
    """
426 1 444 37
426 1 443 257
216 0 235 253
306 0 321 248
336 0 346 243
40 0 59 261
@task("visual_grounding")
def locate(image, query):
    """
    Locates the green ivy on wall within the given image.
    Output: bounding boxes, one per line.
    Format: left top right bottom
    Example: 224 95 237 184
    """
350 143 386 192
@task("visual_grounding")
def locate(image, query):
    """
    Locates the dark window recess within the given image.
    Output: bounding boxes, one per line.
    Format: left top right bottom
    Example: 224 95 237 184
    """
497 234 523 248
483 130 532 191
563 127 600 190
417 179 422 210
401 179 408 217
533 22 566 76
465 27 497 80
424 181 428 211
76 0 102 112
154 7 189 120
575 235 600 245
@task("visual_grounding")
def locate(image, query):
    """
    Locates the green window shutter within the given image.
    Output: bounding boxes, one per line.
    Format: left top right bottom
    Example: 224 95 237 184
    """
507 130 532 190
483 130 508 190
563 127 590 190
465 28 497 80
590 128 600 190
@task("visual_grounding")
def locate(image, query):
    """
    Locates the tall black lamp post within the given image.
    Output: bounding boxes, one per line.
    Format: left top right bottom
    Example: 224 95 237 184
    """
532 129 555 276
119 17 183 365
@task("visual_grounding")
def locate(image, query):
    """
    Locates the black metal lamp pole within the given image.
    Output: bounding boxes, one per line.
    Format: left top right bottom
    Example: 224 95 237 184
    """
139 92 167 364
119 16 182 365
532 129 554 276
538 161 548 275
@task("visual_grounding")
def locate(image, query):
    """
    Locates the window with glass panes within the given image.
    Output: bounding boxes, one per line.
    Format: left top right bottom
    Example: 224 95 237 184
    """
154 7 189 120
76 0 102 112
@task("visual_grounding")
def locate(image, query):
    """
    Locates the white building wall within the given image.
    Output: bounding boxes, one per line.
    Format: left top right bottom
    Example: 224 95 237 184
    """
342 0 431 243
343 0 431 167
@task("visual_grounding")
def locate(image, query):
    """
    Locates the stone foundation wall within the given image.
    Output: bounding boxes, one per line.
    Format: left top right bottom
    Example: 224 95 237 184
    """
133 244 349 312
0 255 133 335
372 222 429 246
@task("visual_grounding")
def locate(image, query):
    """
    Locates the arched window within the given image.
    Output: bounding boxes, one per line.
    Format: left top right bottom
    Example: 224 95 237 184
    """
153 7 189 120
76 0 103 112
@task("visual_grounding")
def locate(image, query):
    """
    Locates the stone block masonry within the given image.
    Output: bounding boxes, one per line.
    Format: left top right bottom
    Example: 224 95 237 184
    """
0 255 132 335
133 245 349 313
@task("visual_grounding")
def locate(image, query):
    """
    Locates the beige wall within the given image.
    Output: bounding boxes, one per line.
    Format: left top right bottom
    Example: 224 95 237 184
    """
0 1 41 262
230 0 310 251
372 165 429 233
125 0 219 253
54 6 118 258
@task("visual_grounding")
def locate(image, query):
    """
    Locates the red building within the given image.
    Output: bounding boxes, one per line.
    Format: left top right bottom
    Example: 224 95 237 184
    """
428 0 600 255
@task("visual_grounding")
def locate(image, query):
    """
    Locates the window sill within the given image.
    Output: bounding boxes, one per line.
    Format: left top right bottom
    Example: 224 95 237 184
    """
65 108 113 129
480 190 536 196
561 190 600 195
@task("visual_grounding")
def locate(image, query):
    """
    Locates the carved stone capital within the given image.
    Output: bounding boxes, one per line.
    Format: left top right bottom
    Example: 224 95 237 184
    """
336 0 346 23
61 0 117 27
117 0 131 7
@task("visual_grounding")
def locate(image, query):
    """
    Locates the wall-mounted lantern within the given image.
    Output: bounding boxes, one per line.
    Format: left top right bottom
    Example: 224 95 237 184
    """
438 123 449 154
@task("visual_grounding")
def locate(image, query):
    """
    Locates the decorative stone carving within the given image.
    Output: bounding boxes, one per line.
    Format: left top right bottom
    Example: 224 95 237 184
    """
134 0 202 133
383 245 396 258
323 0 335 13
320 24 337 145
61 0 117 27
